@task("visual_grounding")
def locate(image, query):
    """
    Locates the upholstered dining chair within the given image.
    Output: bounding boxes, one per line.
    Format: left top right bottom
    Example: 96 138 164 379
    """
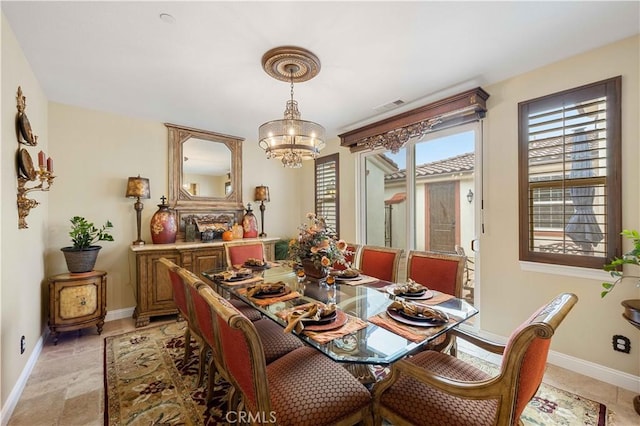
177 267 305 400
207 288 374 425
159 257 197 366
372 293 578 426
333 242 361 271
358 245 404 282
406 250 467 355
224 240 266 269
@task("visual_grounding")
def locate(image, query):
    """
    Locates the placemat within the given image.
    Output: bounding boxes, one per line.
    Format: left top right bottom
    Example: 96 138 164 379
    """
277 303 368 344
220 275 263 286
236 287 300 306
337 274 380 286
368 311 455 343
379 286 455 305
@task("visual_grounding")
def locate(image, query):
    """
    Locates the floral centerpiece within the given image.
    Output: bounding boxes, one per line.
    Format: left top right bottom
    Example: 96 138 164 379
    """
288 213 348 278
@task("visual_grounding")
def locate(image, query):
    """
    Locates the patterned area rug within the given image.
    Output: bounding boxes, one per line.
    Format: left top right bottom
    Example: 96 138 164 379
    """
105 321 612 425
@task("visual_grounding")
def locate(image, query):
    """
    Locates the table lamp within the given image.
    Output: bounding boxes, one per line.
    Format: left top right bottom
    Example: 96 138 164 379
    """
254 185 270 237
125 175 150 245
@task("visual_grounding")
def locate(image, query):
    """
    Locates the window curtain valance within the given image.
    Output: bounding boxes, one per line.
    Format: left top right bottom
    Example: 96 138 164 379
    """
339 87 489 153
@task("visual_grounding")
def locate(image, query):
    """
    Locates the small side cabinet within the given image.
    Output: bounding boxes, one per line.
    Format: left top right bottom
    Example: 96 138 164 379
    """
48 270 107 345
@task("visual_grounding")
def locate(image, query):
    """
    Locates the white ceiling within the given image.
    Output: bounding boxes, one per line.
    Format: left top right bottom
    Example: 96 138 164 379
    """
3 1 639 144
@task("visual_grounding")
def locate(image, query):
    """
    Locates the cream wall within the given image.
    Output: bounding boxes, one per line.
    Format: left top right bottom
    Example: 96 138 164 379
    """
481 35 639 377
1 13 50 408
316 35 640 382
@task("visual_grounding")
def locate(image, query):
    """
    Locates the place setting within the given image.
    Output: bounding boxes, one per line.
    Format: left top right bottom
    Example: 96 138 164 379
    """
368 299 452 343
212 268 263 286
238 257 271 271
385 279 434 300
330 268 379 286
238 281 300 306
277 302 367 344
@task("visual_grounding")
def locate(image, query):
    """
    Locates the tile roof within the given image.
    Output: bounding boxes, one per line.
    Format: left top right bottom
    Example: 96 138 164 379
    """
385 152 474 181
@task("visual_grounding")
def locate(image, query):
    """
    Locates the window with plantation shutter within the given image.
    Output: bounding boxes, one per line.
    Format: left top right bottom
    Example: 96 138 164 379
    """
315 153 340 235
518 76 621 269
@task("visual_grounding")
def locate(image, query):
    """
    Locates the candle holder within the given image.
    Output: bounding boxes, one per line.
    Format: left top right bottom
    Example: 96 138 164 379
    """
17 166 55 229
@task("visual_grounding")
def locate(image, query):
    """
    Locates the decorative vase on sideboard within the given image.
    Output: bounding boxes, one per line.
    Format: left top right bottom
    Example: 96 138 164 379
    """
302 259 329 279
150 197 177 244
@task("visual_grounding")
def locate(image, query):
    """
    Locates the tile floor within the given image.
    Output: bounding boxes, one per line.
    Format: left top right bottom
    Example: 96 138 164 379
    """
7 316 640 425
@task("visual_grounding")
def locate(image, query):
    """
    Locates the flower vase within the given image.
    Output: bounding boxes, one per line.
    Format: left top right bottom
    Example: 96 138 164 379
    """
150 198 177 244
302 259 328 279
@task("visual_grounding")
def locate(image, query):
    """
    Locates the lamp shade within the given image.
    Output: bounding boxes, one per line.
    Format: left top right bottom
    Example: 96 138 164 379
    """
126 176 150 199
254 185 270 202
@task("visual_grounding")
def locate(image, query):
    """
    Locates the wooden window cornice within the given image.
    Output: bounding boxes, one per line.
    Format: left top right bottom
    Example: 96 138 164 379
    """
339 87 489 153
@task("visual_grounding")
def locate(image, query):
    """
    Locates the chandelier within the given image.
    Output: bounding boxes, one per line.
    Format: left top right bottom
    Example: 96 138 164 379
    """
258 46 325 168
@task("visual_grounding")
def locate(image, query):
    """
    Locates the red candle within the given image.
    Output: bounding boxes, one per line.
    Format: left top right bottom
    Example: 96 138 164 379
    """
46 157 53 173
38 151 45 168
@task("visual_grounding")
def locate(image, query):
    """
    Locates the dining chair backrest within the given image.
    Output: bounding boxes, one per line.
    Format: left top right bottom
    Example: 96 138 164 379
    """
406 250 466 296
176 267 216 348
333 243 361 271
373 293 577 425
159 257 188 318
501 293 578 420
208 290 270 414
358 245 404 282
224 241 266 268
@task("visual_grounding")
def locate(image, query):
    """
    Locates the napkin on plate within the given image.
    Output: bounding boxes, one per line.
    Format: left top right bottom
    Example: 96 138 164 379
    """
246 281 286 298
387 300 448 323
390 279 427 295
284 302 337 334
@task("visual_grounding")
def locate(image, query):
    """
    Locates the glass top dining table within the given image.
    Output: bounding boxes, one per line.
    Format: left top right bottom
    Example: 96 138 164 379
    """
202 264 478 366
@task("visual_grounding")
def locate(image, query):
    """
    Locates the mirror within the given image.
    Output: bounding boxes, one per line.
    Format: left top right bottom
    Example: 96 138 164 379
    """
167 123 243 211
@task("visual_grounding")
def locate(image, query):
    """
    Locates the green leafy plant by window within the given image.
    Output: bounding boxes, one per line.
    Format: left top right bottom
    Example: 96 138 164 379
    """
601 229 640 297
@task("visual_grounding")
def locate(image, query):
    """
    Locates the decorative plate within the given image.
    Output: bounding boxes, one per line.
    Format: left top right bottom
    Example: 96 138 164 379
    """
303 309 348 332
17 113 37 145
18 148 37 180
252 286 291 299
386 307 446 327
386 286 434 300
301 310 337 326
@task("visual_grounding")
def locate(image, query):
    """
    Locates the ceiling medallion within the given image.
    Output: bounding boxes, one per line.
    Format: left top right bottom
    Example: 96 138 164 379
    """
258 46 325 168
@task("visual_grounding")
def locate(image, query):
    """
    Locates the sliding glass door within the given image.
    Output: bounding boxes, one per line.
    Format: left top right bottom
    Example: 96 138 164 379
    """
360 122 480 305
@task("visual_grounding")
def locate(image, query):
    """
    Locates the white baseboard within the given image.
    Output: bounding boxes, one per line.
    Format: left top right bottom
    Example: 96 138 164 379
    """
105 306 135 322
467 328 640 393
0 331 47 426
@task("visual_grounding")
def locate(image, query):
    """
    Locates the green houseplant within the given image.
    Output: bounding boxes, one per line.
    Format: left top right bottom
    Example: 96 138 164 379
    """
61 216 114 273
601 229 640 298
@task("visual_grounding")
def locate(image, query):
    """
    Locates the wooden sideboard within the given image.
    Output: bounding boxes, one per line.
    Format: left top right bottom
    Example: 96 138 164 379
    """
129 237 278 327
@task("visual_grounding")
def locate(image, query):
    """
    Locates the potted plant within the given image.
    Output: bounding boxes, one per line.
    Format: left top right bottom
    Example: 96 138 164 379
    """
601 229 640 298
61 216 114 273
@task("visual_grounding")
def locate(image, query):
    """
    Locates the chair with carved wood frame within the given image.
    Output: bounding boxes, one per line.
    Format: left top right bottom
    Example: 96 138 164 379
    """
406 250 466 355
224 240 266 269
159 257 199 367
207 289 374 425
372 293 578 426
358 245 404 282
176 267 304 399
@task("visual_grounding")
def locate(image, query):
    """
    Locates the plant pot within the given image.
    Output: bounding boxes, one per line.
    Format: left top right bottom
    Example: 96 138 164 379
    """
61 246 101 273
302 259 329 279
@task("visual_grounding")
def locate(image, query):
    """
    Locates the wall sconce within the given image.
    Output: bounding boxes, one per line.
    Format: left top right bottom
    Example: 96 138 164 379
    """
126 175 151 245
254 185 270 238
467 189 474 204
16 86 55 229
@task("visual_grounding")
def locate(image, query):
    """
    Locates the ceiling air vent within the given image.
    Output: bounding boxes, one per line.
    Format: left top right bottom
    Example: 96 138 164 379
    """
373 99 405 112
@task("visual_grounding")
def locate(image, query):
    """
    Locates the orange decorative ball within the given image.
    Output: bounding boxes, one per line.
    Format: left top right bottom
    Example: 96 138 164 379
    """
222 230 234 241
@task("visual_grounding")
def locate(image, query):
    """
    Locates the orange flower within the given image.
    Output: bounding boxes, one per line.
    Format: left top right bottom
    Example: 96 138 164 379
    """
320 256 331 267
336 240 347 251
